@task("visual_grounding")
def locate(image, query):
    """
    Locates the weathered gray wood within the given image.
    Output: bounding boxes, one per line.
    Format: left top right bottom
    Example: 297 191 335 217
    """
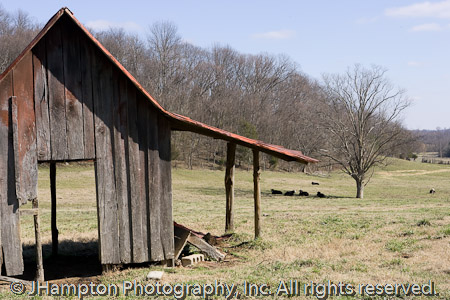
126 82 145 263
174 225 190 260
225 142 236 232
32 199 44 282
158 114 174 259
50 162 58 256
47 22 68 160
12 51 38 204
32 38 51 161
147 108 163 261
253 149 261 239
79 34 95 159
187 234 226 261
114 73 131 263
136 95 149 262
0 72 23 276
62 18 84 160
0 74 10 273
0 276 32 286
92 51 120 264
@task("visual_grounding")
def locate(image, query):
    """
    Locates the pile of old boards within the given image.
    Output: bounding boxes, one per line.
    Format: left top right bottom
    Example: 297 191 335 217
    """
174 222 226 264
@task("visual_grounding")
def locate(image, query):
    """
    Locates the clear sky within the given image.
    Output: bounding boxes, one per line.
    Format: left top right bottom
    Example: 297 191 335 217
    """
2 0 449 130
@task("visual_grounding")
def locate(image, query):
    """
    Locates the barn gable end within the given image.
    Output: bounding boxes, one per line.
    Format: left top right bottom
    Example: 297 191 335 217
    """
0 11 174 275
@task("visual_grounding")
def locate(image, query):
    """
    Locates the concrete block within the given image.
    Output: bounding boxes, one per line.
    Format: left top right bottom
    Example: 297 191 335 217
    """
147 270 164 280
181 254 204 267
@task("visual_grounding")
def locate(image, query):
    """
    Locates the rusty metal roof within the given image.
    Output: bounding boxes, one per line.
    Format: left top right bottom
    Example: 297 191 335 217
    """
0 8 318 164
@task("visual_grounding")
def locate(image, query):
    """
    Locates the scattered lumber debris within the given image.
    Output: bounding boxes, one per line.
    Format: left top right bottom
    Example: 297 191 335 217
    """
0 275 33 286
174 222 226 262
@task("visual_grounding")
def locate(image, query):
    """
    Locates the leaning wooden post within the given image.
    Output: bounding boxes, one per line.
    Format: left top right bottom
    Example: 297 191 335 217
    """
225 143 236 232
50 162 58 256
253 149 261 239
32 198 44 282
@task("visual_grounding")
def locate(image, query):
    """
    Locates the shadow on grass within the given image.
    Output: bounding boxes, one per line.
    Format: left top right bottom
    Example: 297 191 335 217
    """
18 240 101 281
264 193 349 199
186 186 251 197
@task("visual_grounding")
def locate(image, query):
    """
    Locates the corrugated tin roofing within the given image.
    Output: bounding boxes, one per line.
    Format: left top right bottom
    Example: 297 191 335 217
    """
0 7 318 164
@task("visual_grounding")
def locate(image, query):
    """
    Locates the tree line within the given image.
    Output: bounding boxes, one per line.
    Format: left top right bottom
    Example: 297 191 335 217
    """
1 7 418 198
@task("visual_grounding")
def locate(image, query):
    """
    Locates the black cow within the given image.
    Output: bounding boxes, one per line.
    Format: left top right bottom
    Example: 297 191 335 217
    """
284 190 295 196
317 191 326 198
299 190 309 196
312 182 320 185
271 189 282 195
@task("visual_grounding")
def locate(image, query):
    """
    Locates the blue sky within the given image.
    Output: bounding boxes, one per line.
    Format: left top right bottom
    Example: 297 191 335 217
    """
2 0 449 130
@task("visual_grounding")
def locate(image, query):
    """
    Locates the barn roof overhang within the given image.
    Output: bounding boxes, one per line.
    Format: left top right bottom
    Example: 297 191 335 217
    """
0 7 318 165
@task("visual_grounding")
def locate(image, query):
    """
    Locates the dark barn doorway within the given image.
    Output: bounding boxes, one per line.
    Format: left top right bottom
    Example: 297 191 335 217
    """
19 161 102 281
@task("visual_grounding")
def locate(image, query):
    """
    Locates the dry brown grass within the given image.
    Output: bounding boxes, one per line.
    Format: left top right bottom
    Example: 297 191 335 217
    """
6 158 449 299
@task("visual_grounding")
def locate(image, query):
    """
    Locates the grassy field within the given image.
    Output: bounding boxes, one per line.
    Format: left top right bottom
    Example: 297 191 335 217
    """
3 158 450 299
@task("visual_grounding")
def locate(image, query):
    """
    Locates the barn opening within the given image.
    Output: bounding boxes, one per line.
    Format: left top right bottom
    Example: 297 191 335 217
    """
18 161 101 280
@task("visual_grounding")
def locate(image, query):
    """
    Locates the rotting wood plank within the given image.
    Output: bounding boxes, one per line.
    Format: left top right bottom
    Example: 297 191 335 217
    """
12 51 38 204
0 74 9 273
50 162 58 256
253 149 261 239
114 72 131 263
46 22 68 160
225 142 236 232
62 18 84 160
173 224 225 261
136 94 149 262
187 234 225 261
147 108 163 261
158 114 174 259
32 38 51 161
126 82 145 263
32 199 44 282
79 34 95 159
92 51 119 265
0 73 24 276
174 225 190 260
0 276 32 286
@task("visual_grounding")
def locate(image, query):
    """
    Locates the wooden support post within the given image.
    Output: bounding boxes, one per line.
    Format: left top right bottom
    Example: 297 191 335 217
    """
253 149 261 239
32 199 44 282
225 142 236 232
50 162 58 256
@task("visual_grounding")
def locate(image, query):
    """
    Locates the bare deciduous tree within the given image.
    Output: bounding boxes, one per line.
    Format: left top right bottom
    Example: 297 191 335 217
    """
320 65 411 198
0 6 39 73
147 21 182 100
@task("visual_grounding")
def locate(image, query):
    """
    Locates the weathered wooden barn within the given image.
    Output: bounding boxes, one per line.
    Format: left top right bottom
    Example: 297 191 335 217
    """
0 8 317 279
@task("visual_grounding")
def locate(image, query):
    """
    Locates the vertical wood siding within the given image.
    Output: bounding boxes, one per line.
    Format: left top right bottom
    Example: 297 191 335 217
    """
0 14 174 273
0 72 24 276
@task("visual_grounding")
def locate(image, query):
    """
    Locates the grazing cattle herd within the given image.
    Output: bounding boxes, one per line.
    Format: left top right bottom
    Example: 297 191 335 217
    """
271 183 436 198
271 181 326 198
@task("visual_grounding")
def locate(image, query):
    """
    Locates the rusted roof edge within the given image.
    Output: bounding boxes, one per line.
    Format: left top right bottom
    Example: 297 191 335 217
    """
167 112 319 164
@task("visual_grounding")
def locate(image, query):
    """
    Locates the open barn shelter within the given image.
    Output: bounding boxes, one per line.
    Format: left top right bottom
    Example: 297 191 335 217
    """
0 8 317 280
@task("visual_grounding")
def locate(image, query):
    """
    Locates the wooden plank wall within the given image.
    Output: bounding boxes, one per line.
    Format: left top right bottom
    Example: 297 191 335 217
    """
11 52 38 204
0 72 24 276
0 13 174 273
